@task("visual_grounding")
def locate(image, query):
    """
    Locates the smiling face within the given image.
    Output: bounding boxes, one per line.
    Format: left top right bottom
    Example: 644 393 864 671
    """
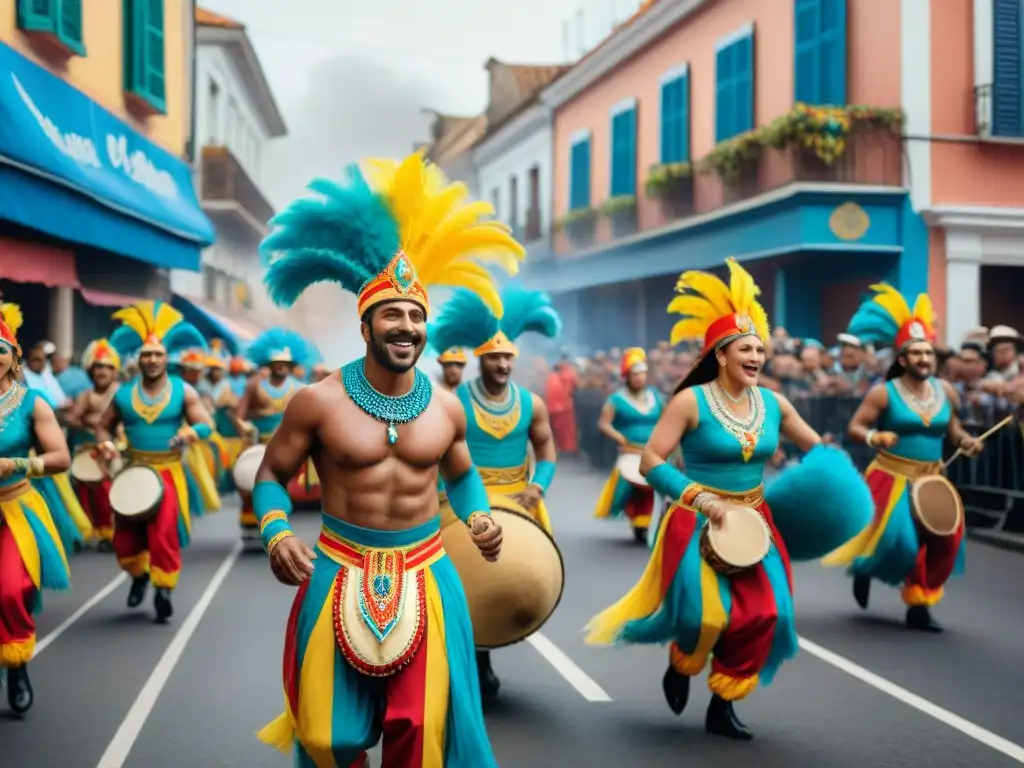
899 341 935 381
717 336 766 387
441 362 464 388
139 349 168 382
480 352 515 390
362 300 427 374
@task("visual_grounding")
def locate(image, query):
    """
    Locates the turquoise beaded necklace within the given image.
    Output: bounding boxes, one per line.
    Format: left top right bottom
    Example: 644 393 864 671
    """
342 357 433 445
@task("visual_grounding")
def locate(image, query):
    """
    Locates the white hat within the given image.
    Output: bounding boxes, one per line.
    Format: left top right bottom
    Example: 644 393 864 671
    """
988 325 1021 344
837 333 862 348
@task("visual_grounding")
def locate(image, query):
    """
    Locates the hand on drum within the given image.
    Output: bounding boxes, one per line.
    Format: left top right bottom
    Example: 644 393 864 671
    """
700 498 730 527
0 458 16 479
470 515 503 562
514 484 544 511
96 441 121 465
269 536 317 586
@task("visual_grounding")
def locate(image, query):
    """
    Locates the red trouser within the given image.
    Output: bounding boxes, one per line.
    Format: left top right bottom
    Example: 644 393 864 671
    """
903 521 965 605
0 522 36 668
112 469 182 590
77 479 114 541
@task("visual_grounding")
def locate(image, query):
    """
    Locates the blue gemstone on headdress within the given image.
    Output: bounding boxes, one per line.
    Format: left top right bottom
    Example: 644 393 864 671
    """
392 254 414 293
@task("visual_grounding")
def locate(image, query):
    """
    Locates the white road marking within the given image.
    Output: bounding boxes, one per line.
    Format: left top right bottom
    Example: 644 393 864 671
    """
527 631 612 702
95 541 242 768
799 636 1024 763
36 573 128 656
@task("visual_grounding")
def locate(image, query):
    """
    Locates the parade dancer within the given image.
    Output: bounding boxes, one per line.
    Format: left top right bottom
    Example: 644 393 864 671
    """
64 338 121 547
0 303 72 715
436 347 468 392
585 258 871 740
173 349 223 512
235 327 315 544
594 347 665 543
830 285 981 632
253 151 523 765
95 301 216 623
428 283 560 703
206 348 247 492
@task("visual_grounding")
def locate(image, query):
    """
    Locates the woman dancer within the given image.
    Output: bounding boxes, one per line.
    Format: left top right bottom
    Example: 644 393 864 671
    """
0 303 72 715
586 258 871 740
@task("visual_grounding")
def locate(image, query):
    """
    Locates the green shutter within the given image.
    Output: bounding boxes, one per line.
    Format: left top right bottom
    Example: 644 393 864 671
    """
17 0 57 33
122 0 166 113
58 0 86 55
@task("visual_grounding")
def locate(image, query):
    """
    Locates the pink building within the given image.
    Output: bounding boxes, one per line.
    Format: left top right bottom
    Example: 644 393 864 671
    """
521 0 1024 350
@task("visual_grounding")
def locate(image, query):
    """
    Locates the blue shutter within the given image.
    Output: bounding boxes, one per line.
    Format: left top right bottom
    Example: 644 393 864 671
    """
993 0 1023 137
734 32 754 134
716 45 735 142
660 75 690 164
625 107 637 195
610 107 637 196
17 0 57 33
123 0 166 113
58 0 86 55
794 0 820 102
570 138 592 210
818 0 847 104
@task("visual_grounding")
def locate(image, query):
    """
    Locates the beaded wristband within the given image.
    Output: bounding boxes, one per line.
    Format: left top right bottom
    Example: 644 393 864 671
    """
865 429 877 448
259 510 289 535
254 480 294 552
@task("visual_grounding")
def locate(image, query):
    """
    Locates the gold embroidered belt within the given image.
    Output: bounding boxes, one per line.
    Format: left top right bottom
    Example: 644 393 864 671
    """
682 482 765 508
319 525 445 678
873 451 941 480
128 449 181 466
479 463 528 487
0 480 29 504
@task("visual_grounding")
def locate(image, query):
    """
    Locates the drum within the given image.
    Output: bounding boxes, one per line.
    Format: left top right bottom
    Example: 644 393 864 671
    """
616 452 647 487
109 465 164 522
910 475 964 537
232 445 266 493
440 496 564 649
70 451 105 485
698 505 772 575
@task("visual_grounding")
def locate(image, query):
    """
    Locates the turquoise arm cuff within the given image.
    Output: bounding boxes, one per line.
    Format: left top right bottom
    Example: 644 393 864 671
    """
192 422 213 440
646 462 690 502
531 460 556 493
444 466 490 525
253 480 294 551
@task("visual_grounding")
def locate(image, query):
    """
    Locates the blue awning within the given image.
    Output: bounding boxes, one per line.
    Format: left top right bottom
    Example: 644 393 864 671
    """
0 43 215 271
172 294 261 356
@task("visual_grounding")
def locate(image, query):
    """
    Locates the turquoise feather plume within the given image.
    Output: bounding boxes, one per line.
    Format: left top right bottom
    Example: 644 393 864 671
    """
847 298 901 347
427 290 499 353
247 327 316 368
260 167 400 308
499 283 561 342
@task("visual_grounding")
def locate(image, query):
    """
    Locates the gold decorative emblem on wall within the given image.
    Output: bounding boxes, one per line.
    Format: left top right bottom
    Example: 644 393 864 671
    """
829 202 870 241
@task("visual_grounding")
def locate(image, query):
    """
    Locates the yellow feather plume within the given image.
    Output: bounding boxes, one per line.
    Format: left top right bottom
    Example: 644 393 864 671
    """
363 151 525 298
112 301 185 343
867 283 912 327
912 293 935 332
668 257 770 345
1 303 24 336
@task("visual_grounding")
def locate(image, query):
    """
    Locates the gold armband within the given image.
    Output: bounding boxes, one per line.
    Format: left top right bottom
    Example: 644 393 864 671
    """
865 429 877 448
681 483 703 508
259 510 289 535
265 529 294 556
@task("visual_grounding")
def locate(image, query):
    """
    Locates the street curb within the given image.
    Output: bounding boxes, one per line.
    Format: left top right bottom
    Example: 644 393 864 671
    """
968 528 1024 554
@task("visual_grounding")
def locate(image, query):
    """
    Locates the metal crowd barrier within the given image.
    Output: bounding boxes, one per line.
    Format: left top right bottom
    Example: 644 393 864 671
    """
572 391 1024 532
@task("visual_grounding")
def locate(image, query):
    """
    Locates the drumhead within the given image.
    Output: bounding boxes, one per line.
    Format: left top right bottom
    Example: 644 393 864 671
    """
109 466 164 517
441 499 565 649
615 452 647 487
232 445 266 492
70 452 105 483
707 506 771 567
911 475 964 536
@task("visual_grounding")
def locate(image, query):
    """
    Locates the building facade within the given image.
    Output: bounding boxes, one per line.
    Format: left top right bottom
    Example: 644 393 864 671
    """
0 0 214 356
168 8 287 354
519 0 918 351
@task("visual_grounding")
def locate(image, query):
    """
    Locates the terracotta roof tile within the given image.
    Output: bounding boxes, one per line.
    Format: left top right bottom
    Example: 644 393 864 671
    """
196 7 243 29
508 64 573 96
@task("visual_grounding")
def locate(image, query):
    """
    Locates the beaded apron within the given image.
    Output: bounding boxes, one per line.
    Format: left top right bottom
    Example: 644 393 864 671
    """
319 526 444 677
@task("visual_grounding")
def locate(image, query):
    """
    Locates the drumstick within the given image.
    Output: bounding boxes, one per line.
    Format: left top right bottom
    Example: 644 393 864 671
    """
942 414 1014 469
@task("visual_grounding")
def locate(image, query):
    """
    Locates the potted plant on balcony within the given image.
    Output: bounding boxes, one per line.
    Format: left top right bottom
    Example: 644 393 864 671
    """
702 133 762 201
556 207 598 249
645 162 694 219
599 194 638 239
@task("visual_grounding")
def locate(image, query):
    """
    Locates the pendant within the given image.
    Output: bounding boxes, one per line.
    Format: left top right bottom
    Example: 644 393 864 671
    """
387 423 398 445
740 431 757 463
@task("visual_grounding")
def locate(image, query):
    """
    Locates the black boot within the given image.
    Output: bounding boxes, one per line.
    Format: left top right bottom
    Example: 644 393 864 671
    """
662 665 690 715
7 665 33 716
906 605 943 633
632 526 648 544
853 575 871 610
476 650 500 701
705 694 753 740
154 588 173 624
127 574 150 608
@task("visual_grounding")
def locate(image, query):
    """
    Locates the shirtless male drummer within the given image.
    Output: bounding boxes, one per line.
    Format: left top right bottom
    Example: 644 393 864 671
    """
253 151 522 764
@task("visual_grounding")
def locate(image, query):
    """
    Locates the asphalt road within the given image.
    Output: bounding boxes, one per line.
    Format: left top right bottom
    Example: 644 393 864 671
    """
4 459 1024 767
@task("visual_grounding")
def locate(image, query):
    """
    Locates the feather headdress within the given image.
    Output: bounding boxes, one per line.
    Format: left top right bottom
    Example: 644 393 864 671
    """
621 347 647 377
846 284 935 351
667 257 770 352
247 327 314 369
430 284 562 359
110 301 207 359
260 152 525 319
0 302 23 352
81 338 121 371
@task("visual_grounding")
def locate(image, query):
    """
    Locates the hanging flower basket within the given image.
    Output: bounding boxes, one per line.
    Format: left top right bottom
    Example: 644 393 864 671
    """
599 195 638 239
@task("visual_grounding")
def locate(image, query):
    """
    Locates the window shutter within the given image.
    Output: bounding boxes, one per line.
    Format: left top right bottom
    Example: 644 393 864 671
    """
17 0 57 34
734 32 754 134
678 74 690 163
993 0 1023 137
794 0 820 103
143 0 167 109
58 0 85 54
715 45 734 142
818 0 847 104
570 139 592 210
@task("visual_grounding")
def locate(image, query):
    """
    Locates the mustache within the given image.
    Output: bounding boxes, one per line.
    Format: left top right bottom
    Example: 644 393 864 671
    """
383 332 421 344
